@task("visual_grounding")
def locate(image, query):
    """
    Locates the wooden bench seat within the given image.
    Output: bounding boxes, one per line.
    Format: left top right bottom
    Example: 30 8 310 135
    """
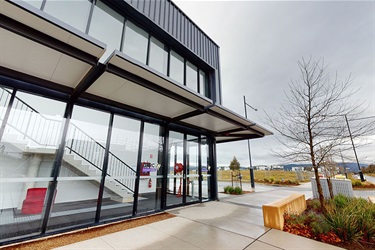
262 193 306 230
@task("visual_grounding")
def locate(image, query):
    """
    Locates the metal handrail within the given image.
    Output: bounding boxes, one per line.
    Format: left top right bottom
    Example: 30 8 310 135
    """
0 87 135 193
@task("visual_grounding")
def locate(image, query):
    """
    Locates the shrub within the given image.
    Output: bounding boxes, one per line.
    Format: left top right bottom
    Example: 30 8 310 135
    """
332 194 350 209
352 180 363 187
224 186 233 194
306 199 321 212
233 186 243 194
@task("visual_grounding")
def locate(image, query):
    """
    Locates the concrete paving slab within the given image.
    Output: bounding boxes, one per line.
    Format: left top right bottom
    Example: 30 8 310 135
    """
54 237 113 250
259 229 345 250
244 240 283 250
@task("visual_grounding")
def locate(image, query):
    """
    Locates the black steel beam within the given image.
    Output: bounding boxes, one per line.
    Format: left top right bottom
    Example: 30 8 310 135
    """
95 112 114 223
133 121 145 216
70 64 106 101
0 14 98 66
170 110 204 122
0 66 72 97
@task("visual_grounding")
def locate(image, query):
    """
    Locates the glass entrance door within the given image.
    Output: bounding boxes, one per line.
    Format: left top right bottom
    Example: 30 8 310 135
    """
166 131 184 207
166 131 202 207
186 135 199 203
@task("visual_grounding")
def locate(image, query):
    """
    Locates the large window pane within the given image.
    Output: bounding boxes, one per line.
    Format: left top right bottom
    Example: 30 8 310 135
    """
148 36 168 75
100 115 140 221
47 106 110 232
19 0 43 9
122 21 149 64
89 0 124 60
186 61 198 92
186 135 199 202
166 131 184 207
44 0 91 32
201 137 210 200
169 50 184 84
199 70 210 98
137 123 164 214
0 88 65 242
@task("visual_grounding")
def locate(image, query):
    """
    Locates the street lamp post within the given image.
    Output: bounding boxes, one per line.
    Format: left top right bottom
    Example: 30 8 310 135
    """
344 115 365 182
243 96 257 189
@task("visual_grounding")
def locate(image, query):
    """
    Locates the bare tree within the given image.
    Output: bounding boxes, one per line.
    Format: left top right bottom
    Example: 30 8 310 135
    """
266 57 372 211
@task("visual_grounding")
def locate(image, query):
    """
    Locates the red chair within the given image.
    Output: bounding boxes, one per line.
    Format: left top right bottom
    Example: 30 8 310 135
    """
21 188 47 214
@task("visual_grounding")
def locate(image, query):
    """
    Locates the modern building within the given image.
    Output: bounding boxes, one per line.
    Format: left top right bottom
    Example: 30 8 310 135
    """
0 0 272 245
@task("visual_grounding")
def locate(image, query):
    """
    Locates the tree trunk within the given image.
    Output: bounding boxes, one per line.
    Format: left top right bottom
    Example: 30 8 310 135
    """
313 166 326 212
327 177 334 198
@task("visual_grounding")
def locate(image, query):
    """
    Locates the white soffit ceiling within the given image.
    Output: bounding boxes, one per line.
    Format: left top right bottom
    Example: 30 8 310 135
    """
87 72 195 118
181 113 239 132
0 0 105 58
108 53 212 107
210 105 273 136
0 28 91 88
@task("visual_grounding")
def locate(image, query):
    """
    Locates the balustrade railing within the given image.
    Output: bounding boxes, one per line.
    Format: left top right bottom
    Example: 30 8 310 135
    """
0 87 135 193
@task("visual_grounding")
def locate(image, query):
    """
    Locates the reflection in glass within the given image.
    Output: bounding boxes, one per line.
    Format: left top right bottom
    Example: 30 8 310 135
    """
169 50 184 84
199 70 209 98
100 115 140 221
89 0 124 61
186 61 198 92
44 0 92 32
137 123 164 213
186 135 199 202
148 37 168 75
166 131 184 207
47 106 110 232
201 137 210 200
20 0 43 9
0 88 65 242
122 21 149 64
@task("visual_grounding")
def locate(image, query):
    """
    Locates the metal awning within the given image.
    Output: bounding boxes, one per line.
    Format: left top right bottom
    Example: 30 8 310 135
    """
0 0 272 143
0 0 106 90
87 51 272 142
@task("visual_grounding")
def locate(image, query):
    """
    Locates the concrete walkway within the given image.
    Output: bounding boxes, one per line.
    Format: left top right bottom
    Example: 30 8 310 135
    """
55 184 344 250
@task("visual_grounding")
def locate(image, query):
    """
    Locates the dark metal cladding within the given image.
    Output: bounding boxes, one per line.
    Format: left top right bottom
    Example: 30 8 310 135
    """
125 0 220 70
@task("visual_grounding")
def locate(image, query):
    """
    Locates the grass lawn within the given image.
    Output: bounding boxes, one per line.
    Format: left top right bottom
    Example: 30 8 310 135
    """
217 170 312 185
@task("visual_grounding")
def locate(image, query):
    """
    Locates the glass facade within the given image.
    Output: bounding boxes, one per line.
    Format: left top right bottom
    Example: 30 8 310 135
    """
0 0 223 244
0 88 65 241
148 36 168 75
186 61 198 92
122 21 149 64
20 0 212 99
0 85 214 243
137 123 164 213
43 0 91 33
169 50 184 85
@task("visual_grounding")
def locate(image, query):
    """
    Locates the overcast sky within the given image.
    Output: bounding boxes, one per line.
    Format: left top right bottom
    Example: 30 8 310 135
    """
174 0 375 166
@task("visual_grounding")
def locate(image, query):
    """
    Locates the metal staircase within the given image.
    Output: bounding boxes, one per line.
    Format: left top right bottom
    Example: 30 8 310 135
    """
0 87 136 201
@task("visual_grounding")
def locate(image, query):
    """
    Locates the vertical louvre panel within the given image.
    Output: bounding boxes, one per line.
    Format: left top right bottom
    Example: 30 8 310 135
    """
138 0 144 13
163 0 169 31
181 15 186 44
167 3 173 34
176 10 181 42
155 0 161 25
159 0 165 28
125 0 219 70
173 6 178 37
144 0 150 16
149 0 155 21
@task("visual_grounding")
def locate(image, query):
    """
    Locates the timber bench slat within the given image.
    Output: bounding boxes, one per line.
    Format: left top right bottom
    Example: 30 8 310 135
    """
262 193 306 230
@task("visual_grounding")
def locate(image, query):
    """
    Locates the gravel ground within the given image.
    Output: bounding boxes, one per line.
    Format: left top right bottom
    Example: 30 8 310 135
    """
2 213 175 250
